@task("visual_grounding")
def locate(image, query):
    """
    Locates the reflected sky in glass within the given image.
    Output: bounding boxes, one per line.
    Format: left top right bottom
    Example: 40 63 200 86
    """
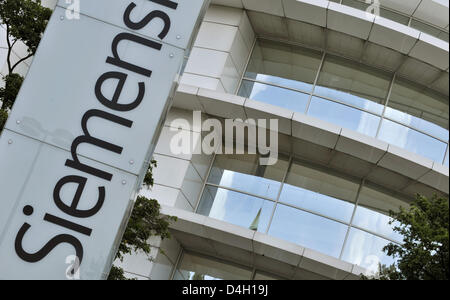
246 73 314 93
175 253 252 280
384 107 449 142
208 168 281 200
352 206 403 243
198 186 274 233
279 184 355 223
238 80 309 113
308 97 381 137
268 204 348 258
342 228 396 269
313 86 385 115
378 119 447 163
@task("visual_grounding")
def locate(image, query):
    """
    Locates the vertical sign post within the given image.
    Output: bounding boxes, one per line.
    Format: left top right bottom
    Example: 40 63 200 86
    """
0 0 208 279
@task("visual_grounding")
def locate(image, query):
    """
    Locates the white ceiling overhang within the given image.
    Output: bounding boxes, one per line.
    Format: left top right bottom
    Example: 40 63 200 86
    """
161 205 366 280
211 0 449 95
173 85 450 197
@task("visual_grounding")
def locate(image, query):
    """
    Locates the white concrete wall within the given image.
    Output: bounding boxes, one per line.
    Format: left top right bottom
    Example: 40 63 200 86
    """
141 108 213 212
180 5 255 93
118 107 218 279
115 235 183 280
120 5 257 278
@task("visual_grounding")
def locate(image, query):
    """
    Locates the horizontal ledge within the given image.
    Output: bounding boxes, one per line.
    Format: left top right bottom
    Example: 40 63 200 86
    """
160 205 363 280
172 85 449 194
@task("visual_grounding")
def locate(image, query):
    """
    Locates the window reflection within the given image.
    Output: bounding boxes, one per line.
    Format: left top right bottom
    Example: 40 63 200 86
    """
352 206 403 243
410 19 449 42
354 185 407 243
308 97 381 137
268 204 348 258
342 228 395 269
388 78 449 138
253 272 284 280
245 39 322 92
198 186 274 233
378 119 447 162
341 0 448 42
315 55 390 112
384 107 449 142
175 253 252 280
252 74 314 93
313 86 384 114
238 80 310 113
207 154 288 200
280 160 358 222
197 155 413 269
239 39 449 164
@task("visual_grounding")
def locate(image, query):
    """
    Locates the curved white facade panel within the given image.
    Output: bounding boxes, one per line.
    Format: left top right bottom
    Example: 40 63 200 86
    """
173 86 449 195
232 0 449 70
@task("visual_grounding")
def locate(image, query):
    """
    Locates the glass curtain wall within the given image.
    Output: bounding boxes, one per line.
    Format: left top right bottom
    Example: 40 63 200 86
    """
197 153 409 269
238 39 449 166
173 251 285 280
330 0 449 42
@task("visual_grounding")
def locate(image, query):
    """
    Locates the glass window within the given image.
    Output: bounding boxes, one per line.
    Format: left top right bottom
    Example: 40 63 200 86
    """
378 119 448 163
410 19 449 42
279 160 358 222
437 31 450 43
342 0 369 11
352 206 403 243
175 253 252 280
244 39 322 93
387 77 449 138
207 154 288 200
238 80 310 113
357 185 408 216
384 107 449 142
379 8 410 25
354 185 408 243
341 228 396 269
268 204 348 258
308 96 381 137
253 271 284 280
197 186 274 233
315 55 390 114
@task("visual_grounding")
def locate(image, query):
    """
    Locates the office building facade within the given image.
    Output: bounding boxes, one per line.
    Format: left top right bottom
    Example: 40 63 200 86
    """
1 0 449 280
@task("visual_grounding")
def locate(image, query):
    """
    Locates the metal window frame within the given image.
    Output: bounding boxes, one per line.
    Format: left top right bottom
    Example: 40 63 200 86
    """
236 38 449 163
195 152 404 266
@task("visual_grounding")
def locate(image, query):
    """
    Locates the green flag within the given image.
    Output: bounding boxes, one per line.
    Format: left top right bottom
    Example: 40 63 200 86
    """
249 208 262 231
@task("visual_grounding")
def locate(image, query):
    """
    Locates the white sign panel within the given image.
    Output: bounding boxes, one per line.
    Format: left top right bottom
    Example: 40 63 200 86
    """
0 0 207 279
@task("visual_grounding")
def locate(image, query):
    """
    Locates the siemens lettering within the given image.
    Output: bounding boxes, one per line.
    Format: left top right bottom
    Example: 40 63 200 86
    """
13 0 179 273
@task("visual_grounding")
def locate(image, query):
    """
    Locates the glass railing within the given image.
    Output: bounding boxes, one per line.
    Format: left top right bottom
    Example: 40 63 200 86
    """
332 0 450 42
238 77 449 166
197 154 407 268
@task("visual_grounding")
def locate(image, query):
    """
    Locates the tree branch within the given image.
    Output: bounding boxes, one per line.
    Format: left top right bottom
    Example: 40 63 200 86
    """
10 53 33 73
5 23 13 75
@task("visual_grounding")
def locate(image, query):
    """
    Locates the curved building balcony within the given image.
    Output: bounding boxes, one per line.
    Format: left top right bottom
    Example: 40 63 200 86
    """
238 39 449 167
129 1 449 280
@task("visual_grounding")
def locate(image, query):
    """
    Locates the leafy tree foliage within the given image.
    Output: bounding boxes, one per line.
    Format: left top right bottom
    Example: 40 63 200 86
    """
0 108 7 131
0 0 51 127
108 161 177 280
366 194 449 280
0 73 23 110
0 0 52 73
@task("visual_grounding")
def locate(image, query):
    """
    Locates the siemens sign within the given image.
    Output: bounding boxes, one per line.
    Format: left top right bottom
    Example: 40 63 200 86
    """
0 0 207 279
